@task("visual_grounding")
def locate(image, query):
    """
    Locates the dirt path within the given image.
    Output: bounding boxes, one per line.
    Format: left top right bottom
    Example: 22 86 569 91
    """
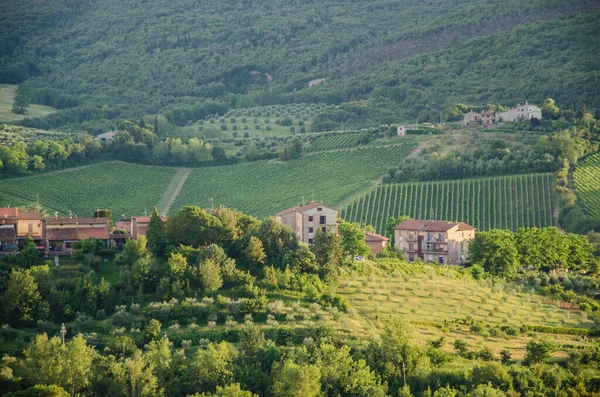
157 168 191 216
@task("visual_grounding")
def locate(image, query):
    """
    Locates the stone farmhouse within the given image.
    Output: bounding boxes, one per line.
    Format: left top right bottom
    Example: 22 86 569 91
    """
394 219 475 265
463 103 541 127
275 202 338 244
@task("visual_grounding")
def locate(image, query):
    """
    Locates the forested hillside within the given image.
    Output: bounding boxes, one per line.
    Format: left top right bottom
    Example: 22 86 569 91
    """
1 0 599 129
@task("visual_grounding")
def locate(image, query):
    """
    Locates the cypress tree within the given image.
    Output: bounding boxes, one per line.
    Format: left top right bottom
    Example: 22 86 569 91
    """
140 117 146 128
147 207 166 256
154 116 160 137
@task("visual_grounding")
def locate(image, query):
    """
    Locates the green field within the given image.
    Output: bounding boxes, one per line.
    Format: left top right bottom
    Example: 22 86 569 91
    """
574 153 600 220
338 264 595 358
306 131 366 152
0 162 177 219
340 173 557 233
0 84 58 122
171 143 417 218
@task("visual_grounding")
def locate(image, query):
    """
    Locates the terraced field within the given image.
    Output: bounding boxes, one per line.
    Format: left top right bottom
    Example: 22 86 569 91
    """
574 153 600 220
340 173 557 233
172 143 417 218
0 162 177 218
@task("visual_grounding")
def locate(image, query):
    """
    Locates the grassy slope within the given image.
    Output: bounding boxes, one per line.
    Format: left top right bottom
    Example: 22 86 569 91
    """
171 143 417 218
340 173 558 232
0 161 177 219
573 152 600 220
337 264 596 359
0 84 57 122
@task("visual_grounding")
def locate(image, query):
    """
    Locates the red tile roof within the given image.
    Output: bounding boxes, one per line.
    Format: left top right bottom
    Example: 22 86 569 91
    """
18 212 41 220
394 220 475 232
365 231 389 242
77 227 109 240
132 216 169 223
0 208 18 218
45 218 110 225
46 228 79 240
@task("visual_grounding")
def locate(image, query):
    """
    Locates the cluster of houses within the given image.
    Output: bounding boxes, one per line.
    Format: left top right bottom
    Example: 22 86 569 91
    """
0 207 167 254
275 202 475 265
463 103 542 127
2 202 476 265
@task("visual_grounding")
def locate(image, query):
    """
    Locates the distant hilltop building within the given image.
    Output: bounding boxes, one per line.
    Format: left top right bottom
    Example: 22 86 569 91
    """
463 102 541 127
95 130 118 142
275 201 338 244
397 124 420 136
496 103 541 123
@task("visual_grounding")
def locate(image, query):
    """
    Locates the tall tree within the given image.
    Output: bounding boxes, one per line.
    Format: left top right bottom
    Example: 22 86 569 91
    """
153 116 159 134
12 93 29 115
165 206 223 247
311 230 343 281
338 221 370 257
3 268 47 325
271 360 321 397
147 207 166 256
242 236 266 266
468 230 520 278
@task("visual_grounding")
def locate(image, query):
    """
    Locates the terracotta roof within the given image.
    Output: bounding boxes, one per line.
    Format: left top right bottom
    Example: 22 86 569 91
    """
0 208 18 218
44 218 110 225
132 216 169 223
365 231 389 242
275 202 334 216
77 227 109 240
46 228 79 240
0 225 16 240
18 212 41 220
394 220 474 232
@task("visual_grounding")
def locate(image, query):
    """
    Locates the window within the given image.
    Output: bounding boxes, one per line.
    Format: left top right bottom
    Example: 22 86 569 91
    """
438 233 444 241
427 232 433 241
28 223 34 234
308 227 313 233
408 243 415 251
309 238 313 244
317 207 322 211
320 215 326 224
308 215 313 222
321 227 327 233
408 232 415 240
408 253 415 262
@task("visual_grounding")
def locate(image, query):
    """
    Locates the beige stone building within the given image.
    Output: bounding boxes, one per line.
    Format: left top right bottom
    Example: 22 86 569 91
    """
275 202 338 244
497 103 541 123
462 111 483 126
394 220 475 265
364 231 389 256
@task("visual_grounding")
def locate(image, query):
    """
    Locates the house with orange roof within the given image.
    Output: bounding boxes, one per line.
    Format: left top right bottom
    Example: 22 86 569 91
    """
394 219 475 265
44 217 111 252
364 231 389 256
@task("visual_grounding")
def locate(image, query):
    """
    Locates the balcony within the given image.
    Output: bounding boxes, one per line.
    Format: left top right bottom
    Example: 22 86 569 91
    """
423 245 448 254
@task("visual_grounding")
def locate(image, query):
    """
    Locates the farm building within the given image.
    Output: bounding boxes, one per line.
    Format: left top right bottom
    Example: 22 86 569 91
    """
364 231 389 256
497 103 542 122
394 219 475 265
275 201 338 244
397 125 419 136
96 130 118 142
117 215 169 239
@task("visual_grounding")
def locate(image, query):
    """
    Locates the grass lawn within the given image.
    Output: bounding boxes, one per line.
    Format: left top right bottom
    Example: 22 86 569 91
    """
0 84 57 122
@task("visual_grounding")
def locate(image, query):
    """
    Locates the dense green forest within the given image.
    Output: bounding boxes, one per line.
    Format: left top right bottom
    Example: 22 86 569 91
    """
1 0 599 129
